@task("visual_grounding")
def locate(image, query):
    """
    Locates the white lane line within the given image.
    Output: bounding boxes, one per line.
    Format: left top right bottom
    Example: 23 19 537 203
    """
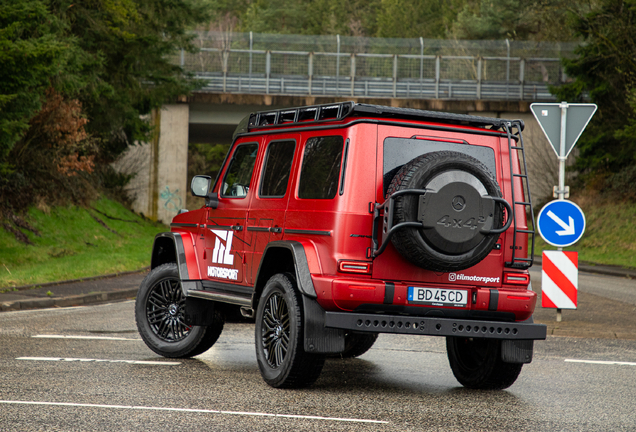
33 334 140 341
0 400 388 424
566 359 636 366
16 357 180 366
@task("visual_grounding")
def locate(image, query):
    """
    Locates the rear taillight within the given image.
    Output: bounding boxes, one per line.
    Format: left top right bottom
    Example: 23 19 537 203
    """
338 260 372 274
503 272 530 285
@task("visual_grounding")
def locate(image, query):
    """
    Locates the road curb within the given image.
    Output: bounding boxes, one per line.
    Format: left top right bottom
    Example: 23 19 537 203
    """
6 267 149 292
0 288 138 312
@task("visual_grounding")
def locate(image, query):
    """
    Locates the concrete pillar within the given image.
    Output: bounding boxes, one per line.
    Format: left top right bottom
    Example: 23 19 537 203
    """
114 104 189 224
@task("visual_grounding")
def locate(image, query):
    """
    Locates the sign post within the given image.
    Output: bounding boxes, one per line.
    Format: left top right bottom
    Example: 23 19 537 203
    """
531 102 597 321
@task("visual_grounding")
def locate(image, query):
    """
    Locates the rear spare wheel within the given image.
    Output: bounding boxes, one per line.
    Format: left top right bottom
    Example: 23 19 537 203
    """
386 151 507 272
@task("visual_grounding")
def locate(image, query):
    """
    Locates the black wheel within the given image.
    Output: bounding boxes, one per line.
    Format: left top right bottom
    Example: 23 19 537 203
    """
386 151 505 272
135 263 224 358
255 273 325 388
329 332 378 358
446 337 522 390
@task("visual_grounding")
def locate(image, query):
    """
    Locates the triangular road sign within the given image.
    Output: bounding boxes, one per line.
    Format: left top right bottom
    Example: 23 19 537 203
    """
530 102 597 158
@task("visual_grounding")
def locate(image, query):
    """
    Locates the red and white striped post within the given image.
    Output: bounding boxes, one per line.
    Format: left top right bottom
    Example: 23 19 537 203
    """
541 251 578 321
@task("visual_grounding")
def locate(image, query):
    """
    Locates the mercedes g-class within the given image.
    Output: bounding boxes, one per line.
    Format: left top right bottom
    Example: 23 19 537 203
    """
135 102 546 390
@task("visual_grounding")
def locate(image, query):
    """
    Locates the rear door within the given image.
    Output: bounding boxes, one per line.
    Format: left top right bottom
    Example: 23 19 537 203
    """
247 135 298 283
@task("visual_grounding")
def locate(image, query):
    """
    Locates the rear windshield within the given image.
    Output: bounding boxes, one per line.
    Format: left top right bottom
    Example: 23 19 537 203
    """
383 137 496 196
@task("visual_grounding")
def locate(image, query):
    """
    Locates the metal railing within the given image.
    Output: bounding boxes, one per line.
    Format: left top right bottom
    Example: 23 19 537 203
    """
181 32 577 101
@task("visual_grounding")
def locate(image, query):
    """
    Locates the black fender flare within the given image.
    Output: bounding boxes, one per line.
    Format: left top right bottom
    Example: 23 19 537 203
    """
151 232 190 280
252 240 317 307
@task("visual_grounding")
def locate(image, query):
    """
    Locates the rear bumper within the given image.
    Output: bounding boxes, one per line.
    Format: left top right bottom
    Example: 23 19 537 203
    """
324 311 547 340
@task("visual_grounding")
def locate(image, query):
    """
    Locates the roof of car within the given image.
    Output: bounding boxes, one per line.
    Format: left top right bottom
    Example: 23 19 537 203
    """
233 101 524 140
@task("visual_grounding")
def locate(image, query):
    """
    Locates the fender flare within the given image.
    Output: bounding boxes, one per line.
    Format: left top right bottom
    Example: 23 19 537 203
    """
253 240 317 307
151 232 195 281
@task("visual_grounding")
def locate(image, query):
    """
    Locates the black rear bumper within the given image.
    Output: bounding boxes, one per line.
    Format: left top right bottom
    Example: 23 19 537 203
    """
324 311 547 340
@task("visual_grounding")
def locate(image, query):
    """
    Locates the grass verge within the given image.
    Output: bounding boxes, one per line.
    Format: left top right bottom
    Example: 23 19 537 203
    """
0 198 165 289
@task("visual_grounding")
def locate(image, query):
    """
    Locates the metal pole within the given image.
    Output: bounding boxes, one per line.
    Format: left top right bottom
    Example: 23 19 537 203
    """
506 39 510 100
308 52 313 96
435 56 440 99
558 101 568 200
336 34 340 94
266 51 270 94
350 54 355 96
393 55 398 97
519 58 525 100
556 100 568 323
420 37 424 96
477 57 482 100
249 31 253 93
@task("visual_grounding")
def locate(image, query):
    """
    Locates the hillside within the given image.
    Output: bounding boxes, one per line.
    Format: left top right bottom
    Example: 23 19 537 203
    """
0 198 164 289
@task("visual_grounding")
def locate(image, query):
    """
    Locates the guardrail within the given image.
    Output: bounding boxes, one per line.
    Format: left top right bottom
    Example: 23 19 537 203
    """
181 33 571 101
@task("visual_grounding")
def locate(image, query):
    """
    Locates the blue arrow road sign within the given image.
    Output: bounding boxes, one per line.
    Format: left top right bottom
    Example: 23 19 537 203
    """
537 200 586 247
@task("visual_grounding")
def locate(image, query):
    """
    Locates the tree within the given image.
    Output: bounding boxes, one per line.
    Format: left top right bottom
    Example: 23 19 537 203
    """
450 0 583 42
553 0 636 198
375 0 462 39
57 0 212 159
0 0 87 175
1 0 212 213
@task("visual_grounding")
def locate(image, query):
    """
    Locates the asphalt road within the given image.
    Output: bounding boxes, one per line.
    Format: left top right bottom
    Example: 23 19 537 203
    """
1 297 636 431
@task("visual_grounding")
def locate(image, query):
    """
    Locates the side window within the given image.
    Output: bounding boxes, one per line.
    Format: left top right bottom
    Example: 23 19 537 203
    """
260 140 295 197
298 136 344 199
221 143 258 198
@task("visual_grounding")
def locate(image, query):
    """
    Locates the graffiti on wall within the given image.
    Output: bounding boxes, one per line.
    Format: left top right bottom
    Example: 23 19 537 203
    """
160 186 182 211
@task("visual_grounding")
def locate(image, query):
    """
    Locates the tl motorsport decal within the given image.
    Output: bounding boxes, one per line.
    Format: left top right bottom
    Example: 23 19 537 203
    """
207 229 238 280
210 229 234 265
449 273 500 284
208 266 239 280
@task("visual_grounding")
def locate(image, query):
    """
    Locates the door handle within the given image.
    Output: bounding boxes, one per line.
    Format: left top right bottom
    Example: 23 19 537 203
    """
270 227 282 233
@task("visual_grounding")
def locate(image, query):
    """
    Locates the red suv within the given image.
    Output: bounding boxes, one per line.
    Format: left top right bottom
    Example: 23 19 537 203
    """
135 102 546 390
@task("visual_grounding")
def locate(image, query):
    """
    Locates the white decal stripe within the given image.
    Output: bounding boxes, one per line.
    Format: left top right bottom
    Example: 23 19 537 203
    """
541 272 576 309
0 400 388 424
32 335 139 341
16 357 180 366
565 359 636 366
544 251 578 287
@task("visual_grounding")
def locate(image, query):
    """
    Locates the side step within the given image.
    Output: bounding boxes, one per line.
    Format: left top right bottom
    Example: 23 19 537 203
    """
186 289 251 307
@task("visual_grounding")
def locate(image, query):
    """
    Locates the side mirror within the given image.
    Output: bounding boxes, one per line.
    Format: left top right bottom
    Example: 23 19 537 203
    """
190 175 219 209
191 175 211 197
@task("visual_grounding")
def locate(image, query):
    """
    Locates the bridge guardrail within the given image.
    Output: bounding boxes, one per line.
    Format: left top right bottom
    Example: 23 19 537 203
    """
181 32 575 101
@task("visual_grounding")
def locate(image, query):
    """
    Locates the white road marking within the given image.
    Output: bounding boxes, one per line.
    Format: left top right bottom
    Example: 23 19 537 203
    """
0 400 388 424
16 357 180 366
33 334 139 341
565 359 636 366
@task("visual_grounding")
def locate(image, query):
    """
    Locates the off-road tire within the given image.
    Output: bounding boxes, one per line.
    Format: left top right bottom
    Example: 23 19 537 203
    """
446 336 523 390
386 151 504 272
255 273 325 388
135 263 224 358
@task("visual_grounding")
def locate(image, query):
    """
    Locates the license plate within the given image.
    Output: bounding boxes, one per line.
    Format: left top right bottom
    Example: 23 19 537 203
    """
407 287 468 307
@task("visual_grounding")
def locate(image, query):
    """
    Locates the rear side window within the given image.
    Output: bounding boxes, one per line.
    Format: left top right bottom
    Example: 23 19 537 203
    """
221 143 258 198
260 140 295 197
298 136 344 199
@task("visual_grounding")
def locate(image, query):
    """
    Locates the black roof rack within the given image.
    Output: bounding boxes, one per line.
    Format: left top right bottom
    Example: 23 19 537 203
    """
233 101 524 139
